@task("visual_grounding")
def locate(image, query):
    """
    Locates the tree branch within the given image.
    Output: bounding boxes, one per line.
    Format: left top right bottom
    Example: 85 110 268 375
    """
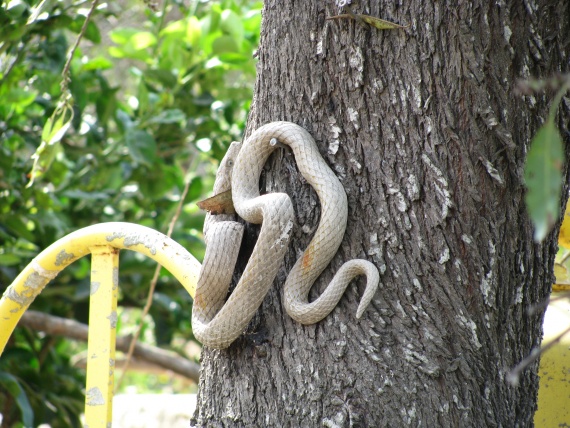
18 310 200 383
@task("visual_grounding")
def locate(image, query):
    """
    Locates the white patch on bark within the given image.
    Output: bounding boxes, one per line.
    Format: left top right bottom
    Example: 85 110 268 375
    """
421 154 453 220
503 24 514 55
316 39 323 56
347 107 359 130
395 300 407 318
322 411 346 428
481 240 497 306
372 78 384 93
410 79 422 110
351 160 362 171
224 400 238 420
368 233 386 273
348 46 364 88
438 247 450 264
456 313 482 349
387 187 408 212
406 174 420 201
480 157 504 185
514 285 523 304
327 116 341 155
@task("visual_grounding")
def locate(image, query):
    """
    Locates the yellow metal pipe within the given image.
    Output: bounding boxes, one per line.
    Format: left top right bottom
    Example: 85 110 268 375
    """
535 291 570 426
84 245 119 426
0 222 201 355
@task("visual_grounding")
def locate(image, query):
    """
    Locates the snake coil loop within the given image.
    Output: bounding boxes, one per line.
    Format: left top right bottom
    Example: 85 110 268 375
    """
192 122 380 349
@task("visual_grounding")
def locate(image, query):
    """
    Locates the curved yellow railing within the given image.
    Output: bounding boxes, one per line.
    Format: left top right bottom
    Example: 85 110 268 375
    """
0 222 201 427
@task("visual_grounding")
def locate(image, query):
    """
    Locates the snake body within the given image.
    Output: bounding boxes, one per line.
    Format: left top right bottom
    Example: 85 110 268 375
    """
192 122 379 348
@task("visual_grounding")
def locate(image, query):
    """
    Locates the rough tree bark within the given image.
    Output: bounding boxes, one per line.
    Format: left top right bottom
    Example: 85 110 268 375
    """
192 1 570 426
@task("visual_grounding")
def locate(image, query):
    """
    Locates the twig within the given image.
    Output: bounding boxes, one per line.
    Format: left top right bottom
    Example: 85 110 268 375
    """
115 159 197 391
527 290 570 316
507 323 570 386
60 0 100 94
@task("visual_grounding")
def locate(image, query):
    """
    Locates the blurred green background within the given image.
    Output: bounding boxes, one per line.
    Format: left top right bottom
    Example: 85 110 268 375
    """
0 0 260 425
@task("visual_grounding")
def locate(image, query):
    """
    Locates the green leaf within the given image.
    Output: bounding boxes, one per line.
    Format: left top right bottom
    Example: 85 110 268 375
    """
2 217 35 242
84 21 101 44
109 28 142 45
212 35 240 54
148 109 186 124
524 120 564 241
130 32 157 50
220 9 243 45
161 20 186 37
6 0 29 19
186 16 202 46
358 14 409 30
218 52 249 64
125 128 157 165
0 372 34 427
41 101 74 146
27 97 74 187
109 29 156 61
0 253 22 265
326 13 408 30
26 0 56 25
82 56 113 71
5 88 37 113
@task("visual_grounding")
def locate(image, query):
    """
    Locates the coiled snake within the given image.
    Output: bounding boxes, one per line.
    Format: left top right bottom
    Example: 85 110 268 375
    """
192 122 380 348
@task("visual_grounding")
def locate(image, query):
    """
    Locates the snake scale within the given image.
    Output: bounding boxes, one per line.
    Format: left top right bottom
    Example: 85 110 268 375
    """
192 122 380 348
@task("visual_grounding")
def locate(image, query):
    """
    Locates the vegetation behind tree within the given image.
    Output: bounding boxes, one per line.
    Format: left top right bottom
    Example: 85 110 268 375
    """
0 0 260 425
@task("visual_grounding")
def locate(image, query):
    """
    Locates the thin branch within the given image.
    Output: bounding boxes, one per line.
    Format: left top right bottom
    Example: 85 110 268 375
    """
527 290 570 316
507 323 570 386
60 0 100 94
115 157 198 391
19 310 200 383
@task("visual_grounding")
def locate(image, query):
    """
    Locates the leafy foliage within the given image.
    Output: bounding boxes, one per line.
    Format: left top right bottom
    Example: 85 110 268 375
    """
0 0 260 424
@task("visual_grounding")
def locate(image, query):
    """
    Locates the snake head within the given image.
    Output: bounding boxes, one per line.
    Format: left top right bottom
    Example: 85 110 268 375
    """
213 141 241 192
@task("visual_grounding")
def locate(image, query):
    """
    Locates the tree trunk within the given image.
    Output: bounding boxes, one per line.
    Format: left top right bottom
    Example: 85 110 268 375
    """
192 1 570 426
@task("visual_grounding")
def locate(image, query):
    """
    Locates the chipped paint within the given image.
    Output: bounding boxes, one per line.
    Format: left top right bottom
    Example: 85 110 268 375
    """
6 271 50 308
55 249 75 266
107 310 118 328
31 259 59 280
86 387 105 406
106 231 157 255
91 281 100 295
112 267 119 290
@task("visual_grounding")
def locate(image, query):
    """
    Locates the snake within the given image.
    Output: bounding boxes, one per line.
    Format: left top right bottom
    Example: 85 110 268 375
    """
192 122 380 349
